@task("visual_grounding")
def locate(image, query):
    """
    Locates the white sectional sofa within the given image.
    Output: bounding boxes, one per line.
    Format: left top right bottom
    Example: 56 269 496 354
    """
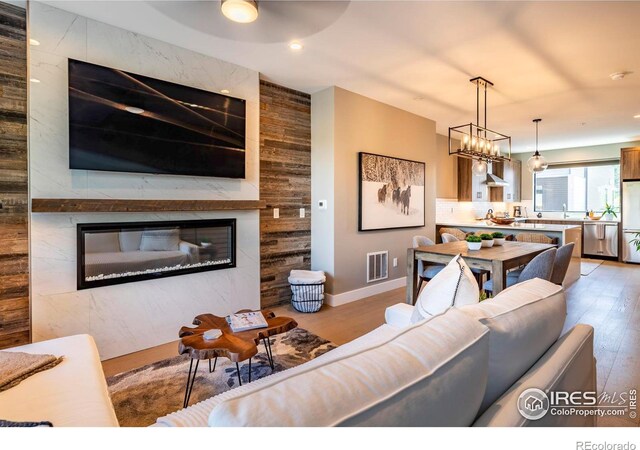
154 278 596 427
0 335 119 427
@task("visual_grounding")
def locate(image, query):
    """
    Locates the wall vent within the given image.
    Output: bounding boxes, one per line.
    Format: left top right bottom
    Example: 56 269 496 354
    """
367 251 388 283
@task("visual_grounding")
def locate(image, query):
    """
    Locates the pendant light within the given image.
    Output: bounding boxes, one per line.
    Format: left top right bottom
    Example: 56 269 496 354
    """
527 118 548 173
221 0 259 23
471 158 488 176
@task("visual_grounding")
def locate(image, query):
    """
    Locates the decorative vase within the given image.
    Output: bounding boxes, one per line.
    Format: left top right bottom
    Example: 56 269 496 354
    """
493 238 505 246
481 239 494 248
604 213 614 221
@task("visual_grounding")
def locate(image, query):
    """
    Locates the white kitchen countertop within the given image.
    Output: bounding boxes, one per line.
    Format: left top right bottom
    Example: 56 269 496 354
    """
437 221 582 232
522 217 620 224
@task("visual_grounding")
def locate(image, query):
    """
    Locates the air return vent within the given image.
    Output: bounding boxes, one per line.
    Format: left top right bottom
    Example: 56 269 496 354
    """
367 251 388 283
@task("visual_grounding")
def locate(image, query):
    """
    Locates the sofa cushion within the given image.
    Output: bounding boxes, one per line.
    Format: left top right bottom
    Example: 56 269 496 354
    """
473 325 595 427
0 335 119 427
460 278 566 414
206 309 490 427
139 228 180 251
411 254 479 323
118 231 143 252
84 232 121 254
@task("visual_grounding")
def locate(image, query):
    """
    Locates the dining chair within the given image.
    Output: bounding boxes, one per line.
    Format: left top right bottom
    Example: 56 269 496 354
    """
549 242 575 286
483 248 558 295
441 233 459 243
515 233 559 245
438 227 467 241
413 236 445 293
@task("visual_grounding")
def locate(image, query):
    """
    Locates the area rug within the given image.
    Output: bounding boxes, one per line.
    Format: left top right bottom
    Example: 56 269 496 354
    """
106 328 336 427
581 259 604 276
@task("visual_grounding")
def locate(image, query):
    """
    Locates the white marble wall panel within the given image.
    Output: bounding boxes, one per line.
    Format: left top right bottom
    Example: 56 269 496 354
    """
29 2 261 359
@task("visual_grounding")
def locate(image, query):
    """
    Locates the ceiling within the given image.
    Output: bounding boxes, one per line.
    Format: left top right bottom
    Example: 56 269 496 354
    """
39 1 640 153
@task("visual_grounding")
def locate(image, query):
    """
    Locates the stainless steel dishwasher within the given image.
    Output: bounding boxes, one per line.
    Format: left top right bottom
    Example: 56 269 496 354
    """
583 222 619 258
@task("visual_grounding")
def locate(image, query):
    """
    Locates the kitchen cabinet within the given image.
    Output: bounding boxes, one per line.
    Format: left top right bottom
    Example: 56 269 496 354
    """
621 147 640 181
489 159 522 203
457 158 488 202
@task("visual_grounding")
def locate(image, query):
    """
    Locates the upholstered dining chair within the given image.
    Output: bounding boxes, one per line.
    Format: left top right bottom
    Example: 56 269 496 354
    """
441 233 459 243
549 242 575 286
438 227 467 241
483 247 558 295
413 236 445 293
515 233 559 245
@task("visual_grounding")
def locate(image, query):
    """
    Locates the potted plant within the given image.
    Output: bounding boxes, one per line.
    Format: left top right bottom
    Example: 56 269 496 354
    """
630 233 640 253
480 233 495 248
200 238 212 248
603 203 618 221
466 235 482 251
492 232 506 246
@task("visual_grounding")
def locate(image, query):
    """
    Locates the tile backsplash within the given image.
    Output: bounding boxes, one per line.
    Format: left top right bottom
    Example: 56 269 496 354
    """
436 198 527 223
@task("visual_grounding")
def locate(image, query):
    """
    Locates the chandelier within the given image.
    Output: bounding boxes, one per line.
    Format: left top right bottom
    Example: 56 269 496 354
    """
448 77 512 174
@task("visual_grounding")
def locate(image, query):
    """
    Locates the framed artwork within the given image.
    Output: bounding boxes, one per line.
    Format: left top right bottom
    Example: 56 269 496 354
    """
358 152 426 231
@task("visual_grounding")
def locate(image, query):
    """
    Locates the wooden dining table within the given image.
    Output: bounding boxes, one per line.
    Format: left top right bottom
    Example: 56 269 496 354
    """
406 241 555 304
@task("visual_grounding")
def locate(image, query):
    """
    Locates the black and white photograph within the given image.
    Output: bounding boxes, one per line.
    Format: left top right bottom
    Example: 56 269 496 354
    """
358 152 425 231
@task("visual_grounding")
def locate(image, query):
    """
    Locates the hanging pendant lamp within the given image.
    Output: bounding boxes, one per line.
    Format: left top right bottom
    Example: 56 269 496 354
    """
527 118 548 173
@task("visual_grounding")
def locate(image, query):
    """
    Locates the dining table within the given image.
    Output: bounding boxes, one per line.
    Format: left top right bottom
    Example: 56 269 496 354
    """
406 240 555 304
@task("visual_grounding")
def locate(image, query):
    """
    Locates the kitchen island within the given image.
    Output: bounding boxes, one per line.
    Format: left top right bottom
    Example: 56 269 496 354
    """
435 221 582 287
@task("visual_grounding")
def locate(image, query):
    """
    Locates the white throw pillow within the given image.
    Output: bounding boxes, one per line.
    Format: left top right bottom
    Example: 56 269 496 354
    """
139 229 180 251
410 254 479 323
118 231 143 252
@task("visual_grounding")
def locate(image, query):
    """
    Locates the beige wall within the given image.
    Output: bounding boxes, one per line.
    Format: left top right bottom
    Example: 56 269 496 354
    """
435 134 458 199
514 140 640 200
312 87 437 295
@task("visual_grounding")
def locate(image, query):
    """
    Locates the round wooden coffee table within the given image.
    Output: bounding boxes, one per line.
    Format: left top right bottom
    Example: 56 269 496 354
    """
178 310 297 408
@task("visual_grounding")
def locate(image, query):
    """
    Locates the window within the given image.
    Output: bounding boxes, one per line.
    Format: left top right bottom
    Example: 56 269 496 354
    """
534 161 620 213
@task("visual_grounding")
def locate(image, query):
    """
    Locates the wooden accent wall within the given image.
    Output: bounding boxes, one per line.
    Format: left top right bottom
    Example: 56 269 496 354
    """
0 2 28 348
259 80 311 308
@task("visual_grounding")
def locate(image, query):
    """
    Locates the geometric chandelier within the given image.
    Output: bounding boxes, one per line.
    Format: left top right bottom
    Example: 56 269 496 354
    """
448 76 512 175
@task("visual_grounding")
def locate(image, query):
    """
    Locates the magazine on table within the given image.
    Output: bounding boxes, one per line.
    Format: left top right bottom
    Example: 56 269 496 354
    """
226 311 268 332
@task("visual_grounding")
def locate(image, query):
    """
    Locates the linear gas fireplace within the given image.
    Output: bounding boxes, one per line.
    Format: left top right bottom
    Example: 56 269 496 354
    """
77 219 236 290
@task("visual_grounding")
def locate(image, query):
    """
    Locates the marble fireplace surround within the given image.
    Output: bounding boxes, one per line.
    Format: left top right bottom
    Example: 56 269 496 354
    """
29 3 261 359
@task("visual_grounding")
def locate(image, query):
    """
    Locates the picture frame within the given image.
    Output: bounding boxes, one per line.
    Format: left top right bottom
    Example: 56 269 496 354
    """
358 152 426 231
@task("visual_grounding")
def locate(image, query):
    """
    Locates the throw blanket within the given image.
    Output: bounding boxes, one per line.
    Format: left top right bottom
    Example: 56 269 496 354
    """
0 351 63 393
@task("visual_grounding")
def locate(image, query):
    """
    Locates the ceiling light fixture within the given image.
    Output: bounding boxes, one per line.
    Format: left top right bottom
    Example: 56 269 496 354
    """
527 118 548 173
221 0 258 24
29 38 40 46
609 72 628 81
29 78 40 83
289 41 303 51
448 76 512 176
124 106 145 114
634 114 640 119
220 89 230 94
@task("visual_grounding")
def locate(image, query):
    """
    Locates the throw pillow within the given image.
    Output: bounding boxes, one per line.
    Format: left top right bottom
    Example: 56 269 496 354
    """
410 254 479 323
139 229 180 252
118 231 143 252
84 232 121 254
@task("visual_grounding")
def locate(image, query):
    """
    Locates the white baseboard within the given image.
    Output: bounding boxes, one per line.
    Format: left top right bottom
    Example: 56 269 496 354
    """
325 276 407 307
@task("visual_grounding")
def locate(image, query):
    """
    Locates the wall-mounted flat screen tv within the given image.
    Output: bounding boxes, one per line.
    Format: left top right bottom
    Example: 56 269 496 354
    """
68 59 246 178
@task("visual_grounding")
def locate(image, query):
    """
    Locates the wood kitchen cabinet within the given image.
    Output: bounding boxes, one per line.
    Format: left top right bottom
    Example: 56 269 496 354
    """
458 157 489 202
489 159 522 203
621 147 640 181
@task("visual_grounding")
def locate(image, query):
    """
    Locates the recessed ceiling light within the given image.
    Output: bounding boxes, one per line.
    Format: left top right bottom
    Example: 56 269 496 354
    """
29 38 40 46
609 71 631 81
413 96 424 101
221 0 258 24
289 41 303 51
634 114 640 119
124 106 145 114
29 78 40 83
220 89 230 94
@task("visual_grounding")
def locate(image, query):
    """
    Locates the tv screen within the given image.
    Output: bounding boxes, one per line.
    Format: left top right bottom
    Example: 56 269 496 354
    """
68 59 246 178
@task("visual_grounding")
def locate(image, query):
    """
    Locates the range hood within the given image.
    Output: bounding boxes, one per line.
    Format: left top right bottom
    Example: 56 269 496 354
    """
485 172 508 187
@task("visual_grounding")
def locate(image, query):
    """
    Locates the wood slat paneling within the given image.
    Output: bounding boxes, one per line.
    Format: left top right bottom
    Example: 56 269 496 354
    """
259 80 311 308
0 1 27 349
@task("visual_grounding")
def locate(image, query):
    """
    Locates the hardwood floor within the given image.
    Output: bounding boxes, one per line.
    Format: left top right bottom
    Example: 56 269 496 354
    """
102 261 640 426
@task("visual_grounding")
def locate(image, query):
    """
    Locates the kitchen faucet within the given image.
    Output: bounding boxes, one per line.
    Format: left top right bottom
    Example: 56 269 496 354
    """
562 203 568 219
